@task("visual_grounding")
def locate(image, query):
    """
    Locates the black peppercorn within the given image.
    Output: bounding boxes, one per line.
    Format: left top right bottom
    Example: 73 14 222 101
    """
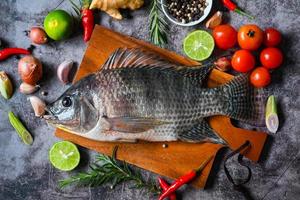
167 0 207 23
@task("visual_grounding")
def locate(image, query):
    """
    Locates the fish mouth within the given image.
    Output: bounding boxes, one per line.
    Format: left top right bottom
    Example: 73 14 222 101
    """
42 114 61 125
43 115 80 126
42 107 59 124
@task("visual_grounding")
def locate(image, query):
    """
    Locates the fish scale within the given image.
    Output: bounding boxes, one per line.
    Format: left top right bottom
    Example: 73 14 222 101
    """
96 67 223 139
45 48 265 144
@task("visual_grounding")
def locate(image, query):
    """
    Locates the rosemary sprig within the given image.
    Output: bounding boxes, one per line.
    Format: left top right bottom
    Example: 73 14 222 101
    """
68 0 81 16
59 147 160 195
149 0 168 47
68 0 92 16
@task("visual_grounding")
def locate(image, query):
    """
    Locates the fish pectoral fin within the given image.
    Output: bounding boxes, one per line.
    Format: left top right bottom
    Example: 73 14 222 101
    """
115 138 137 143
178 119 226 144
100 130 138 143
102 116 168 133
178 64 214 86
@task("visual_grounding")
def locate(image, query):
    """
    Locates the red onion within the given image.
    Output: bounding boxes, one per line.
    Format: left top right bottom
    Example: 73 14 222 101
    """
214 57 231 72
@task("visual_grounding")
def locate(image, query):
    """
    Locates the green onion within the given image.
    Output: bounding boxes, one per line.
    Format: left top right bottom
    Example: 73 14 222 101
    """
0 71 13 99
265 95 279 133
8 111 33 145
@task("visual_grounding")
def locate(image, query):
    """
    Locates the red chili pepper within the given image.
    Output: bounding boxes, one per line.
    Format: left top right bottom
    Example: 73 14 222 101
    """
158 177 176 200
222 0 254 19
0 48 31 61
159 156 213 200
81 8 94 42
159 170 196 200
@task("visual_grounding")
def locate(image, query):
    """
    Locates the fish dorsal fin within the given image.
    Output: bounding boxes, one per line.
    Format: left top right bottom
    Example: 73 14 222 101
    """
101 48 214 85
101 48 179 70
178 64 214 85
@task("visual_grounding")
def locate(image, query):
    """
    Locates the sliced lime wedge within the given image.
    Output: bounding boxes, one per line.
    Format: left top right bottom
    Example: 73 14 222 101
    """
183 30 215 61
49 141 80 171
265 95 279 133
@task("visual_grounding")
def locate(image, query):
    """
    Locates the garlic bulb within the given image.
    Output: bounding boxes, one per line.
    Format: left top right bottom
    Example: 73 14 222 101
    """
29 96 46 117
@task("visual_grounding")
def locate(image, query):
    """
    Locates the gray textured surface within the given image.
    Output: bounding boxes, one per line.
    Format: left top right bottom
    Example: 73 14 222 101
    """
0 0 299 199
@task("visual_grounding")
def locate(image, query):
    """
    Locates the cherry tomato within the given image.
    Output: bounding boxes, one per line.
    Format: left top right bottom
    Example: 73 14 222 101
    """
264 28 282 47
238 24 264 50
231 50 255 73
212 25 237 50
260 47 283 69
250 67 271 88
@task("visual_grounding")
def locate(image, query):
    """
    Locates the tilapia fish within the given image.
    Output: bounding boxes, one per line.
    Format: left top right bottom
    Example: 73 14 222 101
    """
44 48 265 144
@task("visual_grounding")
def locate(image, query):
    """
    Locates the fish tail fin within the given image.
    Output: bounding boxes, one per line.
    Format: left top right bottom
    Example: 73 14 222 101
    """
221 75 266 126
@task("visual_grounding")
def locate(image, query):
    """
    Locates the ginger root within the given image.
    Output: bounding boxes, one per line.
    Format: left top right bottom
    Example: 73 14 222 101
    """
89 0 144 20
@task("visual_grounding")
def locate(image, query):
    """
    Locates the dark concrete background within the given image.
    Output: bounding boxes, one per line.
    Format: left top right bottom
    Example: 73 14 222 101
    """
0 0 299 199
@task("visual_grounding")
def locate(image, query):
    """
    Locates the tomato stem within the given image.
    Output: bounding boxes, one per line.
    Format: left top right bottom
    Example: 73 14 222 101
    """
247 29 256 37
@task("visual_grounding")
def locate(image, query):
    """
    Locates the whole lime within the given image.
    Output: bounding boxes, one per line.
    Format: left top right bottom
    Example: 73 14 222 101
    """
44 10 73 41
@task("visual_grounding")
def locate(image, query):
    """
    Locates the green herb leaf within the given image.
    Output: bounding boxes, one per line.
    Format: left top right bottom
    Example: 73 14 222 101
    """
68 0 81 16
149 0 168 47
59 146 160 195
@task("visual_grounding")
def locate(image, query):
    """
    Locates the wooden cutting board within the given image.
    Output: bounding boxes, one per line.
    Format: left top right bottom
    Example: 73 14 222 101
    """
56 25 268 188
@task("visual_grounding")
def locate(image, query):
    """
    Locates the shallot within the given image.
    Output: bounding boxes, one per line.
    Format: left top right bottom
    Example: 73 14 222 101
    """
29 27 48 45
18 55 43 85
214 57 231 72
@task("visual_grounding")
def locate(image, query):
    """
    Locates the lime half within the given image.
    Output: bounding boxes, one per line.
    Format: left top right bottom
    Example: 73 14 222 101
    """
49 141 80 171
183 30 215 61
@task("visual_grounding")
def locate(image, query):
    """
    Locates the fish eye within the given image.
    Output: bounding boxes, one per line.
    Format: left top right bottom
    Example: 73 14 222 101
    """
62 96 72 107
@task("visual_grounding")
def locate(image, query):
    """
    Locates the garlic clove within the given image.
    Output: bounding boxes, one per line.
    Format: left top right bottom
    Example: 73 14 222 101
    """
19 82 39 94
205 11 223 29
57 60 74 84
214 57 231 72
29 96 46 117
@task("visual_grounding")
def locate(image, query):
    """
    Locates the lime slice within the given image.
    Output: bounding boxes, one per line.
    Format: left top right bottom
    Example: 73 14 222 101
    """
183 30 215 61
49 141 80 171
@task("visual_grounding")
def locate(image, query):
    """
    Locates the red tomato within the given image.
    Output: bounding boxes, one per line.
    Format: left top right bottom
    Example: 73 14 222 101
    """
231 50 255 73
238 24 264 50
260 47 283 69
213 25 237 50
264 28 282 47
250 67 271 88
